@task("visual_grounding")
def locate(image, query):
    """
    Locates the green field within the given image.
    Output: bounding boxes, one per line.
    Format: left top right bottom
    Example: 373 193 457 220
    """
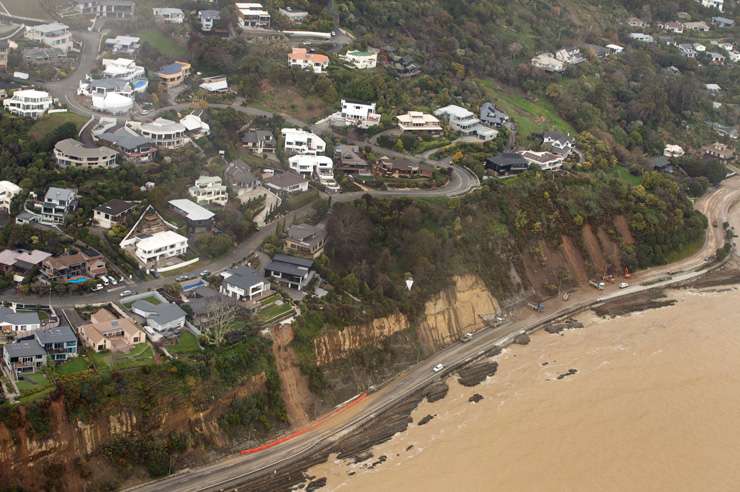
258 301 294 323
137 29 187 58
0 0 53 19
90 343 156 370
29 112 88 140
608 165 642 186
169 331 200 354
478 79 574 139
55 356 91 375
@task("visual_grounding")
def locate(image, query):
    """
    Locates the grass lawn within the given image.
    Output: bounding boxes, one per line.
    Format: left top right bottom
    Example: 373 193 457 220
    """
608 165 642 186
125 295 161 307
478 79 574 139
56 356 91 375
89 344 156 370
286 189 320 210
259 293 280 306
16 372 52 396
252 84 330 123
137 29 187 58
29 112 88 140
170 331 200 354
258 302 294 323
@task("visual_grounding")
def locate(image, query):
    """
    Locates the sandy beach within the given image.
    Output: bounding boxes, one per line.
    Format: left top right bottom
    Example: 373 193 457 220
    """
307 286 740 492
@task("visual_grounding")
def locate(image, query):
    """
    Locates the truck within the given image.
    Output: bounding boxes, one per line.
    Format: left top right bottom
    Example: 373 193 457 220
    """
589 280 606 290
528 302 545 313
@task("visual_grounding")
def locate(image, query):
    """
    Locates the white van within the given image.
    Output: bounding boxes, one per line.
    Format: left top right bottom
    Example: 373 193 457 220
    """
109 276 118 286
100 275 110 286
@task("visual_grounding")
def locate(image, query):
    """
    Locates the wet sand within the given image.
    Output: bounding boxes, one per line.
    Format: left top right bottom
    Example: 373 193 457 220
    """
307 287 740 492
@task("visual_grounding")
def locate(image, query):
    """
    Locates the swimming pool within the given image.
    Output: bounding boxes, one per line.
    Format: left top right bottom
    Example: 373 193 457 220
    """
66 276 90 284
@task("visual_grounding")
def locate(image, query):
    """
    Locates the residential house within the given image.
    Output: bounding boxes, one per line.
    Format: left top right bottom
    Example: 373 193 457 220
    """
334 145 370 175
169 198 216 232
694 42 707 53
76 0 135 17
479 102 510 128
198 10 221 32
683 21 711 31
105 35 141 54
336 99 381 128
41 247 107 281
199 75 228 92
0 39 9 70
711 123 738 140
583 44 610 59
708 51 725 64
0 249 51 281
78 308 144 352
519 150 565 171
658 21 684 33
98 126 157 162
102 58 146 83
285 223 326 258
648 156 674 173
23 47 68 65
153 7 184 23
395 111 443 133
712 16 735 28
341 49 378 69
157 61 191 89
3 89 53 119
626 17 648 28
3 338 46 379
264 254 314 290
628 33 655 43
179 113 210 137
485 152 530 175
225 160 260 191
664 144 685 158
0 180 21 214
188 176 228 206
606 44 624 54
24 22 73 53
0 306 41 333
288 155 338 191
679 43 698 58
264 172 309 195
702 142 735 161
78 78 135 114
376 155 431 179
543 131 575 155
697 0 723 11
53 139 118 170
434 105 498 141
281 128 326 155
35 325 78 362
134 118 187 149
93 199 136 229
288 47 329 74
131 300 186 334
388 54 421 77
279 6 308 22
220 266 269 301
120 205 188 268
40 187 78 225
555 47 586 65
236 2 271 29
531 52 565 72
240 129 275 153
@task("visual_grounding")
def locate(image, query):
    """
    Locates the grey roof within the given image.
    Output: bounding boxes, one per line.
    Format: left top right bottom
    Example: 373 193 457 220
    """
649 156 671 169
288 223 325 242
267 254 313 276
132 300 186 325
265 172 307 189
486 152 528 168
35 324 76 345
543 131 573 144
3 338 45 358
223 266 264 290
95 198 135 216
480 102 509 124
241 129 273 143
45 187 76 202
23 47 66 60
89 78 131 91
99 126 154 150
199 10 220 19
55 138 118 159
0 306 41 326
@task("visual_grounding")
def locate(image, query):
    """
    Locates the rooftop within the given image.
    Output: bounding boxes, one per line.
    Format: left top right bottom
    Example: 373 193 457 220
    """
35 324 76 344
136 230 188 251
3 338 45 358
132 300 186 325
45 186 76 202
169 198 215 221
94 198 136 216
223 265 264 290
0 306 41 327
99 126 154 150
265 172 307 189
55 138 117 158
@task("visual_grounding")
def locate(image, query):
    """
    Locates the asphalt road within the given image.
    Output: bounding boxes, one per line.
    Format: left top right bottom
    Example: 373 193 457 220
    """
125 178 740 492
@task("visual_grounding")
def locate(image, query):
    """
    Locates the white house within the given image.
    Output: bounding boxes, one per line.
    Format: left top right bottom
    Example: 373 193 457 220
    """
543 131 575 154
531 53 566 72
519 150 565 171
180 113 210 137
153 7 184 23
220 266 269 301
396 111 443 132
78 78 135 114
697 0 723 11
102 58 146 82
53 139 119 169
188 175 228 206
434 105 497 141
288 47 329 73
133 118 187 149
281 128 326 155
24 22 72 53
664 144 685 158
0 181 21 214
629 33 655 43
198 10 221 31
104 35 140 54
199 75 228 93
279 7 308 23
0 306 41 333
341 49 378 69
39 187 77 225
132 230 188 265
3 89 53 119
288 155 333 177
606 44 624 54
236 2 271 28
336 99 381 128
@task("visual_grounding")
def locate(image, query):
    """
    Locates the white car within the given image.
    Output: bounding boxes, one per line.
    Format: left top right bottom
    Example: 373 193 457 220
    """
432 363 445 373
92 284 104 292
120 290 134 297
618 282 629 289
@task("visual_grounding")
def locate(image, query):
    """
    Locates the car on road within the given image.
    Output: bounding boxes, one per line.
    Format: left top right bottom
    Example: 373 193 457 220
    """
92 283 104 292
120 290 134 297
176 274 190 282
618 282 629 289
200 270 210 277
460 332 473 343
432 363 445 373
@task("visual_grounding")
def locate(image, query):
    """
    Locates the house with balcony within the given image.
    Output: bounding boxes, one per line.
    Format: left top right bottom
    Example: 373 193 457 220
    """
285 223 326 258
105 35 141 54
76 0 135 17
132 118 187 149
434 105 498 141
240 129 275 153
519 150 565 171
265 254 314 290
198 10 221 32
288 155 333 178
341 49 378 69
480 102 510 128
78 308 145 352
396 111 443 133
376 155 431 179
333 100 381 128
98 126 157 162
3 89 53 119
3 338 46 379
702 142 735 161
157 61 191 89
41 247 107 281
0 180 21 214
93 199 137 229
264 172 309 195
36 325 78 363
188 176 228 206
279 6 308 22
281 128 326 155
288 47 329 73
78 78 135 114
102 58 146 83
53 139 118 170
120 205 188 269
24 22 73 53
542 131 575 155
0 249 51 282
180 113 210 138
334 145 370 175
220 266 269 301
0 306 41 334
236 2 271 28
37 187 78 225
153 7 184 23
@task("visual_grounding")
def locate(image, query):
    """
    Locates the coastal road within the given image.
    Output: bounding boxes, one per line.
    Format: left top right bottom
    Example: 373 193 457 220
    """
125 177 740 492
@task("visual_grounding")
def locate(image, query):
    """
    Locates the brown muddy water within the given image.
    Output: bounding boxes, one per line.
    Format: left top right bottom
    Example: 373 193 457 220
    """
306 287 740 492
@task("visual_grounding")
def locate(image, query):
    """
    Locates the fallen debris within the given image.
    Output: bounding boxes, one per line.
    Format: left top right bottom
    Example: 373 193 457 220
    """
457 361 498 386
544 318 583 334
468 393 484 403
417 414 434 426
514 333 531 345
557 368 578 380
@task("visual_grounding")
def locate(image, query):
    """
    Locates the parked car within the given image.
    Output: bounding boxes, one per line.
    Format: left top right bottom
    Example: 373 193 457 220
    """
109 276 118 286
432 363 445 373
460 332 473 343
120 290 134 297
618 282 630 289
92 283 104 292
200 270 210 277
